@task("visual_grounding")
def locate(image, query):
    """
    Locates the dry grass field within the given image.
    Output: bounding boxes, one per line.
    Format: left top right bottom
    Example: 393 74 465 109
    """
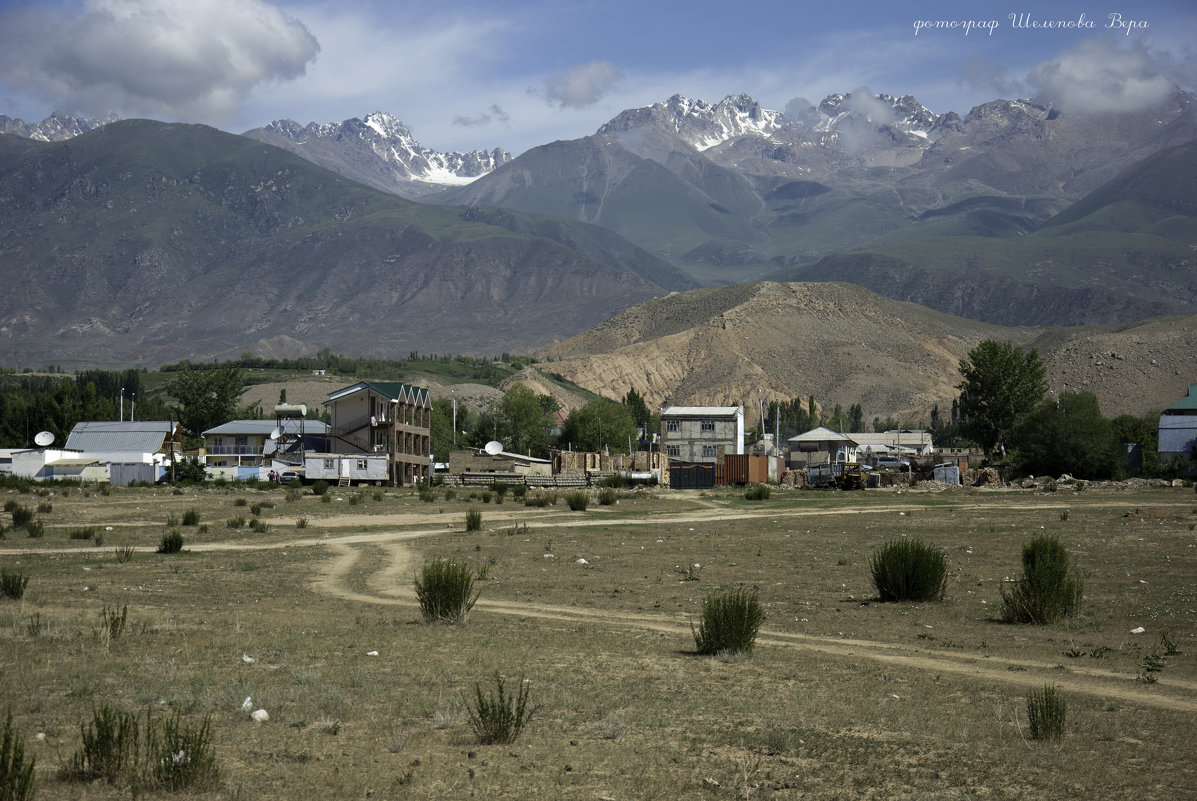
2 480 1196 800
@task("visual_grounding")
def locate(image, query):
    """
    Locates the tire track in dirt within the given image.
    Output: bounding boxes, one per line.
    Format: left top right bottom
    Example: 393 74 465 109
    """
309 534 1197 717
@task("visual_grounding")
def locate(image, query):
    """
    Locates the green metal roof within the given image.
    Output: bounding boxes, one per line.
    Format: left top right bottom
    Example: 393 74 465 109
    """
1166 384 1197 412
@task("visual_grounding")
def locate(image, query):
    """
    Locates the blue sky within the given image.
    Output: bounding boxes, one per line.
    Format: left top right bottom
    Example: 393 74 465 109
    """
1 0 1195 155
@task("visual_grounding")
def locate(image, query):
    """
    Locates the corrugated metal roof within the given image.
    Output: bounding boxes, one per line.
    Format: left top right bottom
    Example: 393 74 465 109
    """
788 426 858 444
1165 385 1197 412
326 381 430 406
202 419 330 436
661 406 741 417
65 421 176 453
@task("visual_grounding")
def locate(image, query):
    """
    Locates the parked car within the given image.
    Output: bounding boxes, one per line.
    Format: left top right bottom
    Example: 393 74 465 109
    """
875 457 910 470
278 471 301 483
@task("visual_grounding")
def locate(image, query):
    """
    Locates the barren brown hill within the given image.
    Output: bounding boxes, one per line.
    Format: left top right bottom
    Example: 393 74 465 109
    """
538 282 1197 420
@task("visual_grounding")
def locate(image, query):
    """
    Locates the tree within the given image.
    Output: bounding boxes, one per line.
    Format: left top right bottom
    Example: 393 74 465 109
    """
496 385 551 458
1111 411 1162 476
957 340 1047 455
561 399 638 453
1012 391 1121 479
164 366 244 437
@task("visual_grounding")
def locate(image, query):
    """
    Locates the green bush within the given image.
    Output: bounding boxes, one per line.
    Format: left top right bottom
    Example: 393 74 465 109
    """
157 530 184 554
466 674 534 745
490 482 509 501
23 521 43 539
233 497 248 507
68 526 97 541
36 502 52 514
114 545 135 564
311 480 330 497
1026 684 1066 740
415 559 480 623
1001 535 1083 624
418 486 436 503
564 491 589 511
100 604 127 640
1 569 30 600
62 705 218 791
249 518 268 533
693 587 764 656
465 507 483 532
9 506 32 528
181 509 200 526
443 488 457 501
64 705 139 783
510 484 527 500
870 538 949 602
1 708 35 801
598 488 617 506
147 710 219 791
226 516 246 529
744 484 771 500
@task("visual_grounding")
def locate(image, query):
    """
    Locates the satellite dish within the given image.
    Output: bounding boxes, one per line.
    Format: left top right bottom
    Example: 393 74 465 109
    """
34 430 54 447
484 440 503 455
370 416 378 427
269 428 281 441
299 405 307 417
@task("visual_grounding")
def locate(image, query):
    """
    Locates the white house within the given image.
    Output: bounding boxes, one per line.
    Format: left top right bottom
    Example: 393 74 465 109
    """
787 427 859 466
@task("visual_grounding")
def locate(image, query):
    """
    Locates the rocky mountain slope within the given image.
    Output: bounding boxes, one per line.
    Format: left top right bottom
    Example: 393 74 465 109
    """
444 90 1197 326
0 111 119 141
243 112 512 199
0 120 692 368
538 281 1196 420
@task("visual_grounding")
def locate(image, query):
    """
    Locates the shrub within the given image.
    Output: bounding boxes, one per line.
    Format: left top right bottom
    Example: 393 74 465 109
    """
1026 684 1066 740
490 482 509 502
311 480 330 496
510 484 527 500
114 545 136 564
744 484 771 500
598 488 617 506
418 486 436 503
2 501 15 513
157 530 184 554
23 521 43 539
295 517 308 529
321 493 332 504
443 488 457 501
869 538 949 602
415 559 479 623
181 509 200 526
64 705 139 783
147 710 219 791
285 489 302 503
249 503 263 516
249 518 268 533
466 674 534 745
693 587 764 656
36 502 52 514
165 513 179 527
226 516 246 529
1001 535 1083 624
100 604 127 640
9 506 32 528
465 507 483 532
1 569 29 600
68 526 97 541
0 708 35 801
62 706 218 791
564 491 589 512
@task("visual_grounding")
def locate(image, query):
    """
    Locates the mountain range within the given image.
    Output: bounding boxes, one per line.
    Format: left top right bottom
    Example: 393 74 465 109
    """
1 90 1195 418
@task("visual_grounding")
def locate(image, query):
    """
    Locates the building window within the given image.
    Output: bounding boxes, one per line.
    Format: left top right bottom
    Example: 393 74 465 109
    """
356 459 368 470
324 459 335 470
666 445 680 458
702 445 716 458
701 420 715 432
666 419 680 432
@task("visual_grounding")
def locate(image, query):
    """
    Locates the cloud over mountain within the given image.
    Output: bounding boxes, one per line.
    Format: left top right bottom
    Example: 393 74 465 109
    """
1028 37 1177 114
539 60 624 108
0 0 319 121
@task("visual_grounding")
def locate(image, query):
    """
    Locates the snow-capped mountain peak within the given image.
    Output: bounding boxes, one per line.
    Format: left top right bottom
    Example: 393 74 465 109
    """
249 113 512 197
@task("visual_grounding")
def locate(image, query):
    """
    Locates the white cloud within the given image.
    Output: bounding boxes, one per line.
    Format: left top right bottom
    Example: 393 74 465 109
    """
452 105 511 128
955 57 1026 101
0 0 319 122
538 60 624 108
1027 37 1177 114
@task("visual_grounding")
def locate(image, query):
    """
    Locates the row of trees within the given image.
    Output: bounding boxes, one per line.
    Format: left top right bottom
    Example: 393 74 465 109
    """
956 339 1165 479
